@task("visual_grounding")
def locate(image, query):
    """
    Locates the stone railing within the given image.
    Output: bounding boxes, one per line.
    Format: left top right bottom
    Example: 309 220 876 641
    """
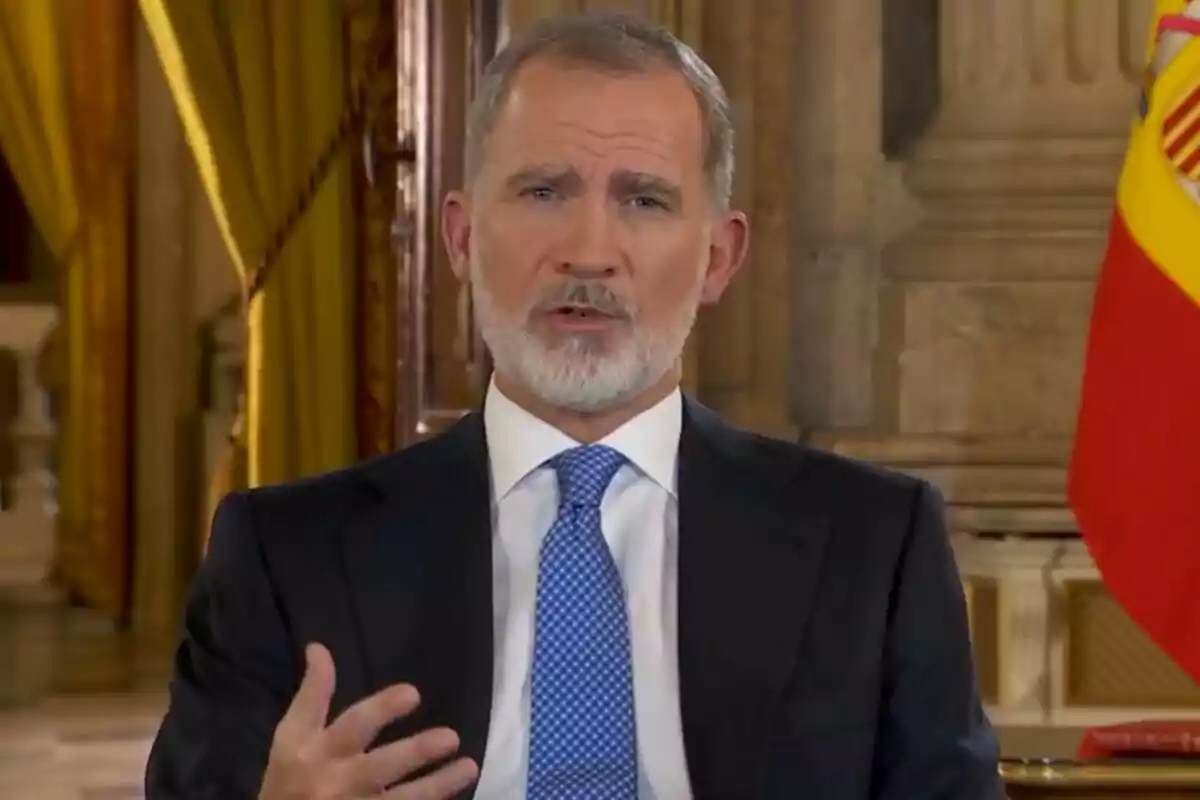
0 302 60 704
0 304 58 583
954 529 1200 757
198 299 245 512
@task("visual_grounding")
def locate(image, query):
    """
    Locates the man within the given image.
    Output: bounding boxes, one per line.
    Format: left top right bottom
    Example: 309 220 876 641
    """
146 12 1003 800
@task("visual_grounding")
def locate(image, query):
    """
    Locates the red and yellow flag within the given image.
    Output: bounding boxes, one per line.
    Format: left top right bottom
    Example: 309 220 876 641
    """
1069 0 1200 681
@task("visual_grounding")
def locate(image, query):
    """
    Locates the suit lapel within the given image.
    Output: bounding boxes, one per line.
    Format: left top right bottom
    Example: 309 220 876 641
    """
676 400 832 799
341 414 493 796
337 398 831 798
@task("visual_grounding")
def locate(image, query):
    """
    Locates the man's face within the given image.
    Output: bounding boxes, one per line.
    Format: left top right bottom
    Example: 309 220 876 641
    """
443 56 748 413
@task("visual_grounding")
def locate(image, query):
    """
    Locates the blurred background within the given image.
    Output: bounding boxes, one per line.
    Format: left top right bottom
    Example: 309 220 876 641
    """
1 0 1197 796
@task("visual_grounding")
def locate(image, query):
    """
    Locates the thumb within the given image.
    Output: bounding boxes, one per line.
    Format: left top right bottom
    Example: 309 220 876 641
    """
282 642 336 736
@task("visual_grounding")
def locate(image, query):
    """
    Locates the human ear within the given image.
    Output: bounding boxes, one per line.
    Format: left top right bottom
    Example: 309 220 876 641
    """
699 210 749 304
441 190 473 280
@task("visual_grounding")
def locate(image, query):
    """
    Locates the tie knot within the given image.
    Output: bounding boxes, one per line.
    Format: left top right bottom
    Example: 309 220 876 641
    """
551 445 626 508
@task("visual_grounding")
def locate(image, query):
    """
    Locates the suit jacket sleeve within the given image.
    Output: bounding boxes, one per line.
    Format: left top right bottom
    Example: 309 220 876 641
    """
145 491 299 799
872 481 1005 800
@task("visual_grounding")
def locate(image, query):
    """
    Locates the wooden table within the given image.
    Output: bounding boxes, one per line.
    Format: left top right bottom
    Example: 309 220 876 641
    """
1002 759 1200 799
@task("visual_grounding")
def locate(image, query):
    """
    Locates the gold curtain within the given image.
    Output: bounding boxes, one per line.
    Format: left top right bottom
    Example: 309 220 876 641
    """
0 0 134 616
139 0 356 489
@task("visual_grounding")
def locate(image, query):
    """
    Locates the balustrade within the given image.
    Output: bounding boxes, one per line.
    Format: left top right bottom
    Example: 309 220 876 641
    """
0 303 60 704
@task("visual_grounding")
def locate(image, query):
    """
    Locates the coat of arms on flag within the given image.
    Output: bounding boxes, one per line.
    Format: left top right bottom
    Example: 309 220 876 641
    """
1157 0 1200 196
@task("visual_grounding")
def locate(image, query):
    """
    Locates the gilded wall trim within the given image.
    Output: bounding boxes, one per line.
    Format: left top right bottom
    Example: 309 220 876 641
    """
351 0 400 458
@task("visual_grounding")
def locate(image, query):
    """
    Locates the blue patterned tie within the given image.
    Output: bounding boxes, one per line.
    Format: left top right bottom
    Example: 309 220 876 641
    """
526 445 638 800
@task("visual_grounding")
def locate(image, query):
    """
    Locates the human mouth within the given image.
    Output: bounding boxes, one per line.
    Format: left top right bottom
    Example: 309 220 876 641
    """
541 304 624 331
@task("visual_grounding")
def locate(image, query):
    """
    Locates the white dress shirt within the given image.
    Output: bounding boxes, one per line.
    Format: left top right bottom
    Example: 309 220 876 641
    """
472 381 694 800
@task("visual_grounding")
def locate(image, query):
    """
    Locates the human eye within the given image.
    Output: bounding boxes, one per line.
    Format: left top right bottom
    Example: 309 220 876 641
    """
520 186 559 202
627 195 670 212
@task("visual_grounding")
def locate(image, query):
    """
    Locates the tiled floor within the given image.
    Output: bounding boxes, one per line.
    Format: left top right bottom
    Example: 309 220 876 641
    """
0 616 1086 799
0 692 165 800
0 612 174 799
0 705 1083 799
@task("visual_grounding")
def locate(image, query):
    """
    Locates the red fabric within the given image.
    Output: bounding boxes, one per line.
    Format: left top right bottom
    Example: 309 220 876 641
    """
1068 211 1200 683
1166 111 1200 159
1164 83 1200 134
1159 14 1200 38
1078 720 1200 759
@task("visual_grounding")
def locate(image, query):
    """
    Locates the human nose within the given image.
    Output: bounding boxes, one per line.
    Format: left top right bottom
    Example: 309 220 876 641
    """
555 198 621 279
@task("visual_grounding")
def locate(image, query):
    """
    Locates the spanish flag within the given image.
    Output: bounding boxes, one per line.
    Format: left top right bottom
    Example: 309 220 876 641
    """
1069 0 1200 682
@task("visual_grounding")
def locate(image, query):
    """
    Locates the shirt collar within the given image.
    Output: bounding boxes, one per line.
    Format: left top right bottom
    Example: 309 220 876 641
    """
483 378 682 501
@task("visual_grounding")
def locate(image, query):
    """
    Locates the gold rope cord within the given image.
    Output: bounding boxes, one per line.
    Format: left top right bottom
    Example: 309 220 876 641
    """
225 10 405 442
202 5 412 545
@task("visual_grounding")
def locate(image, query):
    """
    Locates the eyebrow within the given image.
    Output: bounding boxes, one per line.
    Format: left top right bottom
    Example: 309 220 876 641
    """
502 165 583 194
609 170 682 207
500 165 683 207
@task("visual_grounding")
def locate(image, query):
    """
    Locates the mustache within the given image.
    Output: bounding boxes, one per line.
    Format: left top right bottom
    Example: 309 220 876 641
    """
530 280 633 318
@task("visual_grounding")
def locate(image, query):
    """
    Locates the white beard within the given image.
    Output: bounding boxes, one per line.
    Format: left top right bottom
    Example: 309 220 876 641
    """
469 253 703 414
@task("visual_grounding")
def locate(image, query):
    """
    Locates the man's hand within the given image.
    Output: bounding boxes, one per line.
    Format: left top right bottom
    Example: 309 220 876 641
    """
258 643 479 799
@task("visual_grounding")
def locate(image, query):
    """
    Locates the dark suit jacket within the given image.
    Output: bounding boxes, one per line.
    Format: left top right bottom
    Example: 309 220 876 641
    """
146 399 1003 799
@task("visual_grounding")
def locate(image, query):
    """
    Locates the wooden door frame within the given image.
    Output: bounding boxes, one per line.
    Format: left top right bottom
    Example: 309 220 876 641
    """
394 0 500 445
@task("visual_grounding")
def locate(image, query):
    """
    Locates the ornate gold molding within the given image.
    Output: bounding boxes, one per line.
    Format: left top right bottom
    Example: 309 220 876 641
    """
1001 758 1200 788
350 0 400 457
394 0 497 444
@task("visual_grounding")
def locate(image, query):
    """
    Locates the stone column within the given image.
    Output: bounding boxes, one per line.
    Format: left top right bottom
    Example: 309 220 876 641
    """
992 540 1061 726
935 0 1150 137
812 0 1155 536
680 0 795 436
132 18 195 639
131 16 238 641
786 0 892 436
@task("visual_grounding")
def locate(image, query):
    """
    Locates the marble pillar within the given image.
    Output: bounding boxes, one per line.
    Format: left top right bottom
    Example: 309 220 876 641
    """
132 18 194 638
811 0 1156 535
787 0 894 436
688 0 795 435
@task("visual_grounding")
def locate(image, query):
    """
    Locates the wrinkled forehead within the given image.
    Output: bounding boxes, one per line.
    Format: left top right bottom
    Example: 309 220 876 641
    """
481 58 707 186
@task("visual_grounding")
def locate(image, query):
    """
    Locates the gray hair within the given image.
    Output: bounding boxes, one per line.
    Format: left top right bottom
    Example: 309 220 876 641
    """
464 12 735 209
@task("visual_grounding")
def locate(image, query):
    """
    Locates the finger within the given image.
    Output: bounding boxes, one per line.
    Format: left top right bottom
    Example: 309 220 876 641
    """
276 643 336 741
321 682 421 757
347 727 463 795
384 757 479 800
